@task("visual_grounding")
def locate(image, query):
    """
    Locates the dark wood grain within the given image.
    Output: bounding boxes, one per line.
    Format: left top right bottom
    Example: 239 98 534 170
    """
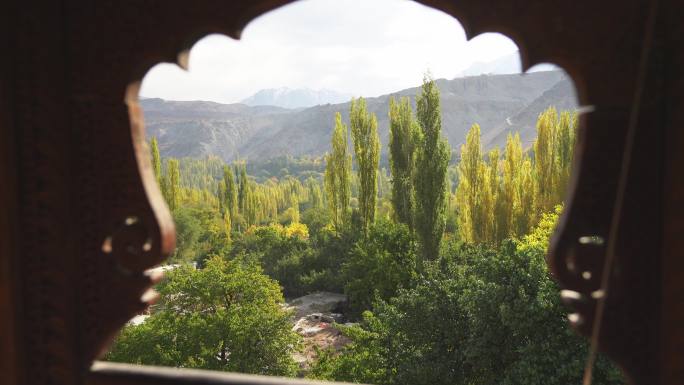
1 0 682 384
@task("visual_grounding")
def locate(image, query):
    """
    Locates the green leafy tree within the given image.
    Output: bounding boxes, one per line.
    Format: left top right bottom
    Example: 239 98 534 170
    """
514 155 535 236
106 256 299 376
453 107 578 244
288 194 300 224
150 136 162 186
307 177 324 210
238 163 249 214
500 133 523 237
455 124 487 243
555 110 577 203
312 210 623 385
342 219 418 316
223 165 239 222
350 97 380 233
308 318 388 384
454 126 507 245
169 204 231 265
534 107 558 214
388 96 419 229
244 181 258 227
324 112 352 231
230 223 312 297
484 147 500 243
169 207 202 263
167 158 181 211
223 211 232 241
414 75 450 265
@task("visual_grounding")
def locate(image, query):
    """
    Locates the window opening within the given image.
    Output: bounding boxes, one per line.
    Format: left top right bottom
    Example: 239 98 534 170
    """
105 0 622 383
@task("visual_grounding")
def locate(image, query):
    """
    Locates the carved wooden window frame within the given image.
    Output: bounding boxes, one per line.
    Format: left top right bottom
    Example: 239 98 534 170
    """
4 0 676 384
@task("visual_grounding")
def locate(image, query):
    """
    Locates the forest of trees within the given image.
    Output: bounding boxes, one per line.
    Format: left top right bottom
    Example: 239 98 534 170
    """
107 76 622 384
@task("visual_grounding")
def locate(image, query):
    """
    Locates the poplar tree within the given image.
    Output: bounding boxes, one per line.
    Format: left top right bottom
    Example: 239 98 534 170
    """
151 137 171 206
532 107 579 217
249 183 257 226
269 190 279 221
290 195 300 224
501 133 523 237
150 137 162 187
218 180 227 214
485 148 501 243
238 163 248 213
223 166 238 221
414 75 450 263
167 158 181 211
515 157 536 235
223 212 232 241
455 124 487 243
534 107 557 214
389 96 419 229
324 112 352 230
555 110 577 203
378 168 391 200
307 177 323 210
350 97 380 233
160 176 171 209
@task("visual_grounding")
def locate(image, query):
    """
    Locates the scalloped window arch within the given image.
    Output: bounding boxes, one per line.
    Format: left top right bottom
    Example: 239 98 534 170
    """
95 1 625 385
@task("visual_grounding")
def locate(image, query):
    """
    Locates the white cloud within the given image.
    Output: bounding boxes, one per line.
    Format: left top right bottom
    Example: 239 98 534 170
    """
139 0 520 103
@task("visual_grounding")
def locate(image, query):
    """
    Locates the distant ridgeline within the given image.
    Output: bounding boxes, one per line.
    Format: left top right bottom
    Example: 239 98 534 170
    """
143 71 576 163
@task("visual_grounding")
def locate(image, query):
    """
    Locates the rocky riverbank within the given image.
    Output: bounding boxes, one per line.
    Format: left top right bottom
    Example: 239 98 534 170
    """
284 292 353 371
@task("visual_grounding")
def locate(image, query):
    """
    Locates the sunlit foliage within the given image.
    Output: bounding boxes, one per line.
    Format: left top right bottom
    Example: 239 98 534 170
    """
324 112 352 231
456 107 577 245
106 257 299 376
388 96 419 230
350 97 381 233
309 210 622 385
126 94 601 384
414 75 451 265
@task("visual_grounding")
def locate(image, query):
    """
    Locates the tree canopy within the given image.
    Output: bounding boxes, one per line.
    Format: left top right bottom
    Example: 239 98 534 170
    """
106 256 299 376
121 86 615 384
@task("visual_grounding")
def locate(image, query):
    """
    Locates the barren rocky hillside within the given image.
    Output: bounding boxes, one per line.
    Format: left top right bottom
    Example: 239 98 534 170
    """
142 71 577 162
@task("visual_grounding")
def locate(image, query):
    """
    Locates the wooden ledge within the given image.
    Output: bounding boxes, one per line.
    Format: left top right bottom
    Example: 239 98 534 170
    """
88 361 356 385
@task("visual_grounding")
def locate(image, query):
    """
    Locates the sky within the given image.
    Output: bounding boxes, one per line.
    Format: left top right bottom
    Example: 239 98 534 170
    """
139 0 521 104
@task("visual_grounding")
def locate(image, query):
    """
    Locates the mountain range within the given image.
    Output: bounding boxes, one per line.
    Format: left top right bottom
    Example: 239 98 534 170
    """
241 87 353 109
142 71 577 163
